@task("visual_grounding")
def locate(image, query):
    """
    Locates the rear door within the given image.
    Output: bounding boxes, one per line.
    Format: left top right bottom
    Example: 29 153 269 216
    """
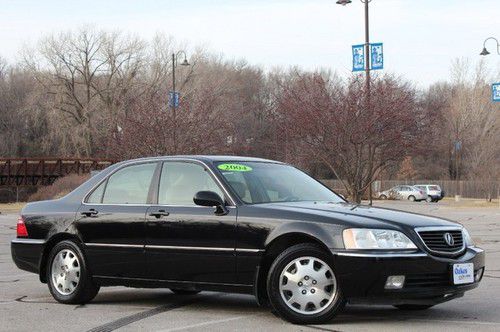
75 162 159 278
391 186 402 199
399 186 412 199
145 160 237 284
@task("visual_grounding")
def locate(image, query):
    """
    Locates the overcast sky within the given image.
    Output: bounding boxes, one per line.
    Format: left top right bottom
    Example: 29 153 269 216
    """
1 0 499 86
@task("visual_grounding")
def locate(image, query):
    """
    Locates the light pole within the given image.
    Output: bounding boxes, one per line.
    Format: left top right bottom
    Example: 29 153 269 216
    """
337 0 373 204
337 0 371 98
479 37 500 56
171 51 190 153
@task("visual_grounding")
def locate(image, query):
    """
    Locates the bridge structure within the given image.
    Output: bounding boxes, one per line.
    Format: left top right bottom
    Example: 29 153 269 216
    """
0 158 116 186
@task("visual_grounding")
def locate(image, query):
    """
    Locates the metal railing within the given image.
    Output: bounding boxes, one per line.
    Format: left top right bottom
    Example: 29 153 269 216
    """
0 158 115 186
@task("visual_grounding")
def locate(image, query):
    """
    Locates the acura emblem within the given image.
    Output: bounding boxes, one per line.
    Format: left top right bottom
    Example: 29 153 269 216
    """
444 233 455 246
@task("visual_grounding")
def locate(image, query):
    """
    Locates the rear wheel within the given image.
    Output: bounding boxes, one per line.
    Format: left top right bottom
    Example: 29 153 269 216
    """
379 195 387 200
267 243 345 324
408 195 416 202
394 304 434 310
47 240 100 304
426 196 433 203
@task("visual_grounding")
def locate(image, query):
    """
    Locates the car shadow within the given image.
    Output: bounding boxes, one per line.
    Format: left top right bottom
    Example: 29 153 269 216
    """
90 289 468 325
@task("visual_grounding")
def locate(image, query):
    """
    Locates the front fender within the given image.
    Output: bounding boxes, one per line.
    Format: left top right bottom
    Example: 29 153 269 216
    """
264 221 344 249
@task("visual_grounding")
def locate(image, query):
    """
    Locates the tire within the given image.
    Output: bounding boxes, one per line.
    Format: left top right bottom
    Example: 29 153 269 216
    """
46 240 100 304
170 289 201 295
266 243 345 324
379 195 387 200
426 196 433 203
394 304 434 310
408 195 416 202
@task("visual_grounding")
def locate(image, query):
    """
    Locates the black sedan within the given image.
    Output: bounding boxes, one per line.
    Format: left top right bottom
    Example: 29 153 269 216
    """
11 156 484 324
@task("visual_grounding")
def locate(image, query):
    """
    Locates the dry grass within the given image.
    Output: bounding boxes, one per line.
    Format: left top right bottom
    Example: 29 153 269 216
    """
28 174 89 202
440 197 500 208
0 202 26 214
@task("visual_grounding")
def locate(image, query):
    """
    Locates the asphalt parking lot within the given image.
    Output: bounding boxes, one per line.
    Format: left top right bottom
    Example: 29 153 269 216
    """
1 200 499 332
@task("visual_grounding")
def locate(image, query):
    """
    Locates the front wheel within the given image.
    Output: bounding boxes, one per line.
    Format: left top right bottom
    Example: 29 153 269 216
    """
47 240 100 304
267 243 345 324
394 304 434 310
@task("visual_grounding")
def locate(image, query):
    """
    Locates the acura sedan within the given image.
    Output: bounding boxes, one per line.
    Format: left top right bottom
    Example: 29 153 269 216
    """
11 156 484 324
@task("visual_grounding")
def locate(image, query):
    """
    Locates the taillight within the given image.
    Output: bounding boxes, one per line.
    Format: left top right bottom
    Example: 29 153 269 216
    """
17 216 28 237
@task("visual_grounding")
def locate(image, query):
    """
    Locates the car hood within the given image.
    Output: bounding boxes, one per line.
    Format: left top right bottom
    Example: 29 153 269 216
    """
257 201 460 229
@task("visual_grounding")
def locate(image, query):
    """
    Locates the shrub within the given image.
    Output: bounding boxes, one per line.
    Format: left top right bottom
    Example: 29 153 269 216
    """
28 174 89 202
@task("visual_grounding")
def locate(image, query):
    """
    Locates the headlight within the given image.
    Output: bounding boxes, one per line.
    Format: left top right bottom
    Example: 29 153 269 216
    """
463 228 475 247
343 228 417 249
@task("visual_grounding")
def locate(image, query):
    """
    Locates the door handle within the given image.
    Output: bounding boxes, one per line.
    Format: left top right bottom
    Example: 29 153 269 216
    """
149 210 170 218
81 208 98 217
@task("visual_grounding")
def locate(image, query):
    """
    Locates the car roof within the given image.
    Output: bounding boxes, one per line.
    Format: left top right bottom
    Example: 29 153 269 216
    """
115 155 284 165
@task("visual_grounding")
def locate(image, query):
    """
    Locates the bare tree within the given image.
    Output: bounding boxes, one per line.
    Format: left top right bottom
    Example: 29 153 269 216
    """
446 60 500 199
23 28 146 156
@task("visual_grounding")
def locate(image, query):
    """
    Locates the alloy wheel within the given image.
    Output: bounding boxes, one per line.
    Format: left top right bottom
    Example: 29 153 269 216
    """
279 256 337 315
51 249 81 296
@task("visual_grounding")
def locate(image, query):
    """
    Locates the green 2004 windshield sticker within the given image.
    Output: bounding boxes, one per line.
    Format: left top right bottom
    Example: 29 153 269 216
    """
218 163 253 172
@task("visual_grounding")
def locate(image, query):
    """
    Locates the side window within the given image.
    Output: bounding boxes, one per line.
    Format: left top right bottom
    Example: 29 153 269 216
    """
102 163 157 204
87 181 105 203
158 162 224 205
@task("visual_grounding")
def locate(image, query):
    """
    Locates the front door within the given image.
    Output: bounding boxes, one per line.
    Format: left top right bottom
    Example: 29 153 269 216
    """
75 162 159 278
145 161 237 284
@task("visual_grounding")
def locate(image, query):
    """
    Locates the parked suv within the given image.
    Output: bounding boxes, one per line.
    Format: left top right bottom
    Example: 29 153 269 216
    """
415 184 443 202
377 185 427 202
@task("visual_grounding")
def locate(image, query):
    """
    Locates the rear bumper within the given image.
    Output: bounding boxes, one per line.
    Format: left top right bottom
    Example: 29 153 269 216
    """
11 238 45 274
331 247 485 305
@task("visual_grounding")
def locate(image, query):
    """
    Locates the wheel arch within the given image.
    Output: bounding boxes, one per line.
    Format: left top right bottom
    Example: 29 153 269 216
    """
254 227 337 306
39 233 84 283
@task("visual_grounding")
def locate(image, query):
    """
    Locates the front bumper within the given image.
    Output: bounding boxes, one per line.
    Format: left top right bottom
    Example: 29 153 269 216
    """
331 247 485 305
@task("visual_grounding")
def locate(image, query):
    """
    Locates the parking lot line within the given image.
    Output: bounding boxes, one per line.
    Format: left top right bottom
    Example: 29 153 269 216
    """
86 294 220 332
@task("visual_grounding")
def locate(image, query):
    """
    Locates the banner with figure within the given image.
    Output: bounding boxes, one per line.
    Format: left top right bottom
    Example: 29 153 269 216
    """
352 44 365 72
370 43 383 70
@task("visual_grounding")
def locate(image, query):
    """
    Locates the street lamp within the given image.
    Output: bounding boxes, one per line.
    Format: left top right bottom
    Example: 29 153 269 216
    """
337 0 374 204
171 50 190 109
337 0 372 90
480 37 500 56
171 50 190 153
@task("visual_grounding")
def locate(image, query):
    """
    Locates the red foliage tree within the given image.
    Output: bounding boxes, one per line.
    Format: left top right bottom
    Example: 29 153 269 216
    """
276 73 421 203
107 88 236 159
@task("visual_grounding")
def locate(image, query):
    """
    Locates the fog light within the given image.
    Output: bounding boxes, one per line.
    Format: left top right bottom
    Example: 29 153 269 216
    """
385 275 405 289
475 268 484 282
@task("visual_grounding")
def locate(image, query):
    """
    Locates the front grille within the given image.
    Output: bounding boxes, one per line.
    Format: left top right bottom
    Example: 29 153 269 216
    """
405 273 450 288
417 229 464 256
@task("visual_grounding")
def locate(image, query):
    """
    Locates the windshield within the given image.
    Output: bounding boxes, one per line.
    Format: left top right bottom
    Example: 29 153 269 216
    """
216 162 343 204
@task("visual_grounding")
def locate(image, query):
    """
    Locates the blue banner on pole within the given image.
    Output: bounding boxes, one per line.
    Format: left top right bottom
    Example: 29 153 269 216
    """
352 44 365 72
169 91 180 108
493 83 500 102
370 43 383 70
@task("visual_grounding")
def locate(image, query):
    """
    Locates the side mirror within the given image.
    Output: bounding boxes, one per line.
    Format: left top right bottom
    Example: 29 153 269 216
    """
193 191 228 215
